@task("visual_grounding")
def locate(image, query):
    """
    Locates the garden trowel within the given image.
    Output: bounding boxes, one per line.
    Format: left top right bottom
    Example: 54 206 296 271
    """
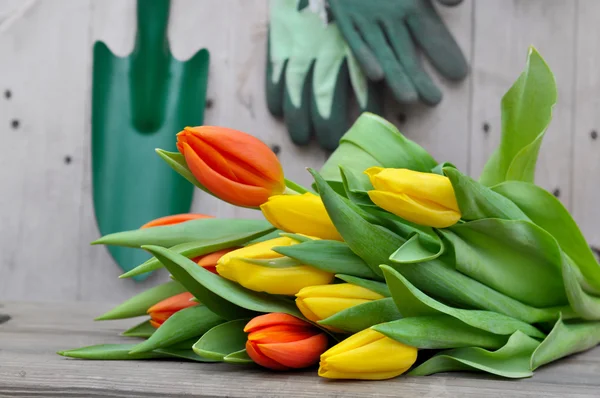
92 0 209 280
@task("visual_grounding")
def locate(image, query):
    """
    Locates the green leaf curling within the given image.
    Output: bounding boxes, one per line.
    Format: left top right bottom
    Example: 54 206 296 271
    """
381 265 545 338
223 349 254 364
273 240 380 280
479 47 557 187
93 218 274 249
318 298 401 334
531 314 600 370
373 315 508 349
193 319 250 361
144 245 303 320
409 331 540 378
129 305 224 354
493 180 600 295
95 280 187 320
121 320 155 338
441 219 567 308
389 233 444 264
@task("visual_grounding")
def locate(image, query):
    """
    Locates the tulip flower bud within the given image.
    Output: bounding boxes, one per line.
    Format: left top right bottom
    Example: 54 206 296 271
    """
140 213 213 229
191 248 238 274
260 192 342 240
177 126 285 207
296 284 384 325
365 167 461 228
245 313 329 370
319 329 417 380
216 237 334 295
146 292 198 328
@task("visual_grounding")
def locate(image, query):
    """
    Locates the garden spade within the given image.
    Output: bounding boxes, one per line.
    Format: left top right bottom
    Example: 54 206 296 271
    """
92 0 209 280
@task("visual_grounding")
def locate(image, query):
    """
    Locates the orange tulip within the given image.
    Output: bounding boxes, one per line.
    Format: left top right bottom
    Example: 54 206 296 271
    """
140 213 213 229
191 248 238 274
244 313 328 370
177 126 285 207
147 292 198 328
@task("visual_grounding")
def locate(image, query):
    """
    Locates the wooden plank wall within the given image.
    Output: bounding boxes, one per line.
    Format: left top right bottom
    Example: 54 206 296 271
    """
0 0 595 303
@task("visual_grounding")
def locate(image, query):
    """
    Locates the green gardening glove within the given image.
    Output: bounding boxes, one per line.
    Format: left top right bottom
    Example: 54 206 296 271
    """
327 0 468 106
266 0 380 151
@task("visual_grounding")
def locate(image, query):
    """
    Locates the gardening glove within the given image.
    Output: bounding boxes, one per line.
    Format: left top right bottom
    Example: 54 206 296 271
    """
267 0 380 151
327 0 468 106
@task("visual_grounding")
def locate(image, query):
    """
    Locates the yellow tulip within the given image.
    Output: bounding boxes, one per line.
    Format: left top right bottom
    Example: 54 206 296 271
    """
295 284 384 324
260 192 343 241
365 167 461 228
319 329 417 380
216 236 334 296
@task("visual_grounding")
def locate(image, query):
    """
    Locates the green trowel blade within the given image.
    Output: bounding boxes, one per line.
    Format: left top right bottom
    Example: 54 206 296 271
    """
92 0 209 281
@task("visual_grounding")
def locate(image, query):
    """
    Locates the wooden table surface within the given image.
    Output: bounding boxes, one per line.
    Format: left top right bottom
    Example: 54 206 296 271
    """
1 301 600 397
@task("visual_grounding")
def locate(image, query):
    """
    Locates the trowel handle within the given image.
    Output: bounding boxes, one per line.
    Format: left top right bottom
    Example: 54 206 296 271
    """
130 0 171 133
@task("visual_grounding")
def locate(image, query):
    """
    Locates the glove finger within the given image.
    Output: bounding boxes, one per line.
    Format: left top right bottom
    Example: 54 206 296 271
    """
283 61 313 146
437 0 463 6
406 2 468 81
311 59 350 151
354 15 418 104
327 0 383 81
382 21 442 106
266 30 286 117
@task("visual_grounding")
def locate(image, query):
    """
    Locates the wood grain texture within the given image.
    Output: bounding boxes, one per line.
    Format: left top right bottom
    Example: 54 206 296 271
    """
1 301 599 397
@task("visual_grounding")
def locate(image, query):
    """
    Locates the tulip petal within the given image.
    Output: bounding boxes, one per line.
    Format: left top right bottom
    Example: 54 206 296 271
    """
295 298 321 323
296 284 384 300
249 328 316 344
182 133 238 181
298 297 372 321
220 237 295 263
140 213 213 229
246 341 289 370
244 313 309 333
320 329 385 359
365 167 459 211
149 320 163 329
260 193 343 241
368 190 460 228
181 142 272 207
196 248 236 268
147 292 196 315
258 333 328 369
185 126 284 185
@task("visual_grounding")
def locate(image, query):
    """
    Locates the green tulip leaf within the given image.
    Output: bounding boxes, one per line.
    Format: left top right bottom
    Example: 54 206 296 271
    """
223 349 254 364
562 254 600 320
319 113 437 191
273 240 380 280
440 219 567 308
381 265 545 338
318 298 402 334
95 280 187 320
129 305 225 354
373 315 508 349
361 207 439 243
493 180 600 295
389 233 444 264
121 230 270 278
531 314 600 370
193 319 250 361
431 162 457 175
339 165 375 207
310 168 404 277
479 47 557 187
156 149 209 193
58 344 166 360
93 218 274 249
153 347 219 362
144 245 303 320
121 320 155 338
409 331 540 378
278 233 314 243
335 274 390 297
284 178 310 194
444 167 528 221
245 230 285 244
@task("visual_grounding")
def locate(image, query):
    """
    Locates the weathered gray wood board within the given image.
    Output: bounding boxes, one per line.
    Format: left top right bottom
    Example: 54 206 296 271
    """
0 301 599 397
0 0 597 302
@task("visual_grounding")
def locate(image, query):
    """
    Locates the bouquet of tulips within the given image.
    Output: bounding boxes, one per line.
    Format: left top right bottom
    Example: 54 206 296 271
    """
59 48 600 380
